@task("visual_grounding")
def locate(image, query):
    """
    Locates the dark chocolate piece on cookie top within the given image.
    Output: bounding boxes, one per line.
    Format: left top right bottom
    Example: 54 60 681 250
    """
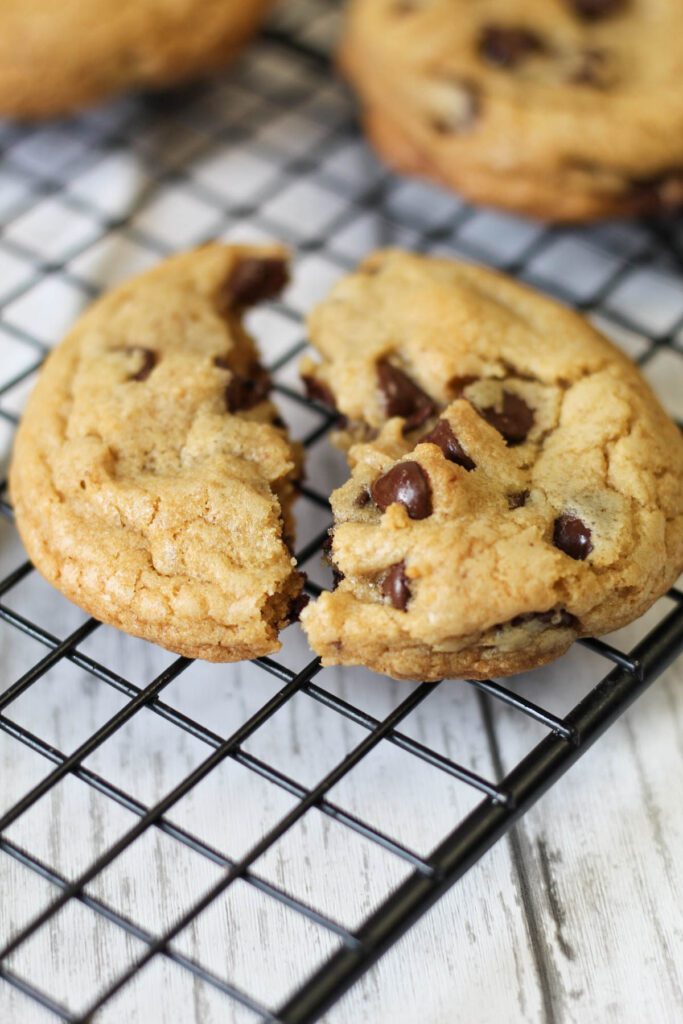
371 461 433 519
225 364 271 412
381 561 411 611
449 374 479 397
507 490 529 510
286 589 310 624
568 0 627 20
553 514 593 560
123 346 157 382
478 25 545 69
302 374 337 410
419 419 476 470
377 358 437 431
477 391 534 446
222 257 288 310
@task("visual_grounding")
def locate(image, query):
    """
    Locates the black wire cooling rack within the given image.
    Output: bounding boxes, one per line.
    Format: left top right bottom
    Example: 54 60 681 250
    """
0 3 683 1022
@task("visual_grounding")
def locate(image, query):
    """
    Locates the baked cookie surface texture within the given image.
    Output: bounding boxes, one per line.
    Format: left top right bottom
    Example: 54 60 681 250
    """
0 0 273 118
300 250 683 681
10 244 305 662
340 0 683 221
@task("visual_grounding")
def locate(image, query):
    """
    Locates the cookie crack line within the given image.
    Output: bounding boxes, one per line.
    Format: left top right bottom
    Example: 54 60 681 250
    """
299 250 683 681
9 244 306 663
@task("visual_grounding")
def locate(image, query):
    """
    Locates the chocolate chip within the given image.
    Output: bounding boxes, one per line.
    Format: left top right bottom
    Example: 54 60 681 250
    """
477 392 534 446
222 257 288 310
355 488 371 508
377 358 437 432
553 514 593 560
225 364 271 412
570 48 615 89
302 374 337 410
213 354 230 370
381 561 411 611
507 490 529 509
287 590 310 624
419 419 476 470
479 25 545 68
630 170 683 213
371 461 432 519
449 374 479 397
568 0 626 20
322 534 344 589
123 346 157 382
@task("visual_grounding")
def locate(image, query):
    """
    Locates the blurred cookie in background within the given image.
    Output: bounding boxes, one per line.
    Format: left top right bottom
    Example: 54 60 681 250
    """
339 0 683 222
0 0 274 118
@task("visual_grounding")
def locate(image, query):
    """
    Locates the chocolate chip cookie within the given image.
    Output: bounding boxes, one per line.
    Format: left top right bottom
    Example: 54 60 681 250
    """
10 244 306 662
340 0 683 221
0 0 272 118
300 250 683 681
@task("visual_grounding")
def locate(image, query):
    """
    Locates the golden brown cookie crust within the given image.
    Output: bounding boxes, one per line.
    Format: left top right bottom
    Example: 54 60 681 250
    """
10 244 305 662
300 250 683 681
0 0 273 118
340 0 683 222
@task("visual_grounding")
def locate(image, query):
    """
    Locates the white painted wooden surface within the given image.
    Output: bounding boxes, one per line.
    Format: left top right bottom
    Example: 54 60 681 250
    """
1 3 683 1021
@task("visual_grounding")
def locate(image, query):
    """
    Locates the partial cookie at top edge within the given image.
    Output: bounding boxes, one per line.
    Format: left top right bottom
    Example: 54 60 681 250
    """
0 0 273 118
339 0 683 222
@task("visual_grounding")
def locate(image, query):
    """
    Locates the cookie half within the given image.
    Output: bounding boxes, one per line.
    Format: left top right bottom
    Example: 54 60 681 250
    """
0 0 273 118
300 250 683 681
10 244 306 662
340 0 683 221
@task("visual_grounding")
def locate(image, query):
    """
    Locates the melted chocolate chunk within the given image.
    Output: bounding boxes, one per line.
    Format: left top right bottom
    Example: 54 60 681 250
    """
553 514 593 560
225 364 271 412
287 590 310 624
381 561 411 611
479 25 545 68
322 534 344 589
507 490 529 509
123 346 157 382
568 0 626 20
630 170 683 212
419 419 476 471
223 257 288 310
571 48 614 88
449 374 479 397
213 354 230 370
478 391 534 446
377 358 437 432
371 461 432 519
355 488 371 508
302 374 337 410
